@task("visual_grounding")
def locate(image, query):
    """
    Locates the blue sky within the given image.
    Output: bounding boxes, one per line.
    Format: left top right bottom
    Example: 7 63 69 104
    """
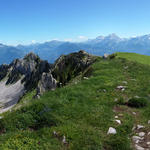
0 0 150 45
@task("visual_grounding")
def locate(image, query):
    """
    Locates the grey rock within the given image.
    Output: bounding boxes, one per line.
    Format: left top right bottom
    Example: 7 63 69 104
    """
147 142 150 145
37 72 57 95
135 144 145 150
83 77 89 80
115 116 119 119
124 66 128 69
114 98 118 102
115 120 121 124
139 132 145 137
133 112 136 115
107 127 117 135
122 81 127 84
137 125 145 130
134 96 140 99
132 136 143 143
116 85 126 91
132 126 136 131
62 135 67 144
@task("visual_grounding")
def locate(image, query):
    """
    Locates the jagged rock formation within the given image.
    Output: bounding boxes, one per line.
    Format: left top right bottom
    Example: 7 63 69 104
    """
37 72 57 96
0 50 96 112
0 53 53 112
6 53 51 90
0 64 9 81
52 50 97 85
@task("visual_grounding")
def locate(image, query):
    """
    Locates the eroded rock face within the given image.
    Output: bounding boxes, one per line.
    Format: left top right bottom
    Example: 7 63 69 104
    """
37 72 57 95
3 53 51 90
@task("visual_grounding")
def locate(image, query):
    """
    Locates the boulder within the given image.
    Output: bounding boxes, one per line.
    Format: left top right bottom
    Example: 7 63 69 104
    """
37 72 57 95
6 53 51 90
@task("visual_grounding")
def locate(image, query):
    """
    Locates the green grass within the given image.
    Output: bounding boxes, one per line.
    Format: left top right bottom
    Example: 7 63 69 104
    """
1 54 150 149
117 52 150 65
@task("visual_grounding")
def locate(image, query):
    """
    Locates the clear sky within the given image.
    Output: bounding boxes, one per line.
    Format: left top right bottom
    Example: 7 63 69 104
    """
0 0 150 45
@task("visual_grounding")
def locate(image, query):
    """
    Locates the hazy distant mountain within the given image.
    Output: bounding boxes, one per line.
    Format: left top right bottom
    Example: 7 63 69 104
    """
1 34 150 64
0 44 24 64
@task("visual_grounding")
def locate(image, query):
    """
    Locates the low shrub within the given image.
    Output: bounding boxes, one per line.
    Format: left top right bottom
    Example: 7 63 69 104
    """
103 135 131 150
108 53 117 59
128 97 148 108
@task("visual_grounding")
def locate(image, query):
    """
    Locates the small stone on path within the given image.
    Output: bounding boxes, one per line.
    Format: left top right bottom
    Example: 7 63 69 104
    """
147 142 150 145
116 86 126 91
135 144 145 150
132 136 143 143
138 132 145 137
137 125 144 130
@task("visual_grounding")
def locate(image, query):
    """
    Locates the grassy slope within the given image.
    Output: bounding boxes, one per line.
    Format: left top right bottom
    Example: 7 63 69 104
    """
116 52 150 65
0 54 150 149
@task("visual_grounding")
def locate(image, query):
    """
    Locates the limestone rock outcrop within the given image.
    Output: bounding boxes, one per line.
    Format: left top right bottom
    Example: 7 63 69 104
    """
52 50 97 85
37 72 57 96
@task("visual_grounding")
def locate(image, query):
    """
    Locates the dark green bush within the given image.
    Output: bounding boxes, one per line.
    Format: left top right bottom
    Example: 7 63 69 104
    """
128 97 148 108
108 53 117 59
103 135 131 150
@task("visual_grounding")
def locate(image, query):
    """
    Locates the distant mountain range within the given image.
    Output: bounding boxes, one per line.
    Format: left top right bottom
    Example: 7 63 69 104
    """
1 33 150 64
